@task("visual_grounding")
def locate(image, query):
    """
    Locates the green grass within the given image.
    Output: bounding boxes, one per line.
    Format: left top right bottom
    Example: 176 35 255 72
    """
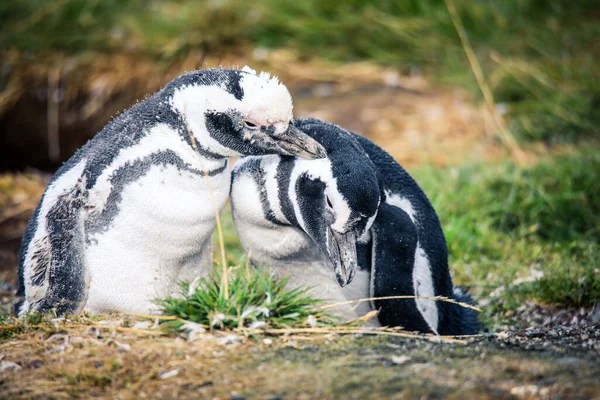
2 1 599 142
254 0 600 143
158 264 335 332
0 311 57 340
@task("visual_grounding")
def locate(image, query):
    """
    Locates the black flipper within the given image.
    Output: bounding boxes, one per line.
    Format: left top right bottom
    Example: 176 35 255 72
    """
32 178 89 315
371 203 434 333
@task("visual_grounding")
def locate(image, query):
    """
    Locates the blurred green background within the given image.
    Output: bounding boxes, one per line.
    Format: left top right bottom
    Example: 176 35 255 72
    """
0 0 598 328
2 0 598 143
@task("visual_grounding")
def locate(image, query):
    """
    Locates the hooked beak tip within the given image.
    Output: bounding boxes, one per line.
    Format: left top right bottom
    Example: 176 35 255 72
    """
336 273 350 287
329 230 358 288
278 125 327 160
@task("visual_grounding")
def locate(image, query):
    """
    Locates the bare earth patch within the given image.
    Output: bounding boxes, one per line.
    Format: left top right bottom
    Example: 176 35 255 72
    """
0 316 598 399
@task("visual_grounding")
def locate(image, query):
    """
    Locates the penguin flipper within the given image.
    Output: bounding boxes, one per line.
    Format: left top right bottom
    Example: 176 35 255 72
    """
20 176 89 316
371 203 434 333
14 232 52 315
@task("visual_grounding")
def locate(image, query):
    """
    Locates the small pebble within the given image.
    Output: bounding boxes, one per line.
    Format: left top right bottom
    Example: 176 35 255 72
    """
391 355 411 365
87 327 101 338
107 340 131 352
132 321 152 330
0 361 22 373
159 369 179 380
46 333 69 343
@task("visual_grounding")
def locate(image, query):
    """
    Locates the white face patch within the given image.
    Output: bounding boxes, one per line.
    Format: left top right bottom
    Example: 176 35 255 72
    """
231 154 289 225
357 211 378 244
289 158 352 233
260 156 289 223
169 68 294 156
357 229 371 244
170 85 244 156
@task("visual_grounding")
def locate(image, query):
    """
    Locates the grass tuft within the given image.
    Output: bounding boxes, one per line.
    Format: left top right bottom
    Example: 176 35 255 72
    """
529 242 599 306
158 264 336 332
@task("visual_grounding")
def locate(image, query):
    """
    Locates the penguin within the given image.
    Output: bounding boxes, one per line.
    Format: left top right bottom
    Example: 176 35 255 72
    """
350 125 479 335
231 118 479 335
230 119 381 323
16 67 327 317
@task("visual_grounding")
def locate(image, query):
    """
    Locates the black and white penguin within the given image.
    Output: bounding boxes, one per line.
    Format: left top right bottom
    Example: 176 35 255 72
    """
231 118 479 335
353 129 479 335
16 67 326 317
230 119 381 322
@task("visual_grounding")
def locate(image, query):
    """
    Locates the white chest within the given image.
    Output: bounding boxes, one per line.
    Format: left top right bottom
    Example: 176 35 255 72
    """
268 260 376 325
88 162 230 259
236 220 317 265
83 133 231 313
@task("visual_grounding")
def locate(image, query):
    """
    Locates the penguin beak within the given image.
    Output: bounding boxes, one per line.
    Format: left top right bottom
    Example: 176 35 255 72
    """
244 123 326 159
326 229 358 287
272 124 327 160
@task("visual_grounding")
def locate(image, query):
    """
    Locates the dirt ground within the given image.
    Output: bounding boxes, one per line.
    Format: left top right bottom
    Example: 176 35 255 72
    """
0 57 598 399
0 317 599 399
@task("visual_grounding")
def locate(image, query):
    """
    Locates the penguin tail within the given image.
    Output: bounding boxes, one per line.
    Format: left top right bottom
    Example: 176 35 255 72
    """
446 287 480 335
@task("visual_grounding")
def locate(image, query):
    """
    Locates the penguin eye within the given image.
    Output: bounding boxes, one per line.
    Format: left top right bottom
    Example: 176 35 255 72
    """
326 196 333 209
244 120 258 129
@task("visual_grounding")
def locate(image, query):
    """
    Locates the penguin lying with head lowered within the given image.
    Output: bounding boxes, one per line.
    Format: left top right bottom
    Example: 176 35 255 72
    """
16 67 326 317
231 118 479 335
230 118 381 322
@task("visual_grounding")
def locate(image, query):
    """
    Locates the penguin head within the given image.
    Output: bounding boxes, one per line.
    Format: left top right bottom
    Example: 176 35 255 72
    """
290 119 380 287
167 66 326 159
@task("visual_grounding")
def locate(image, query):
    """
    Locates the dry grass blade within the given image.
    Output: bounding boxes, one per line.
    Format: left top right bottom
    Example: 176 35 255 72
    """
125 313 180 321
240 326 469 345
347 309 380 325
444 0 526 165
320 295 481 312
489 53 593 130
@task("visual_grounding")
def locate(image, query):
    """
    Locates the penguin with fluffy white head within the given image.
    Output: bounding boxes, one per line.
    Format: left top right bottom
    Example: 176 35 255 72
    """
231 118 479 334
16 67 326 316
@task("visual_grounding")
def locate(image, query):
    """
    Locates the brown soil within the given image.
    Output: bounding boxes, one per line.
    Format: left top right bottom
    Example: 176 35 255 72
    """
0 318 598 399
